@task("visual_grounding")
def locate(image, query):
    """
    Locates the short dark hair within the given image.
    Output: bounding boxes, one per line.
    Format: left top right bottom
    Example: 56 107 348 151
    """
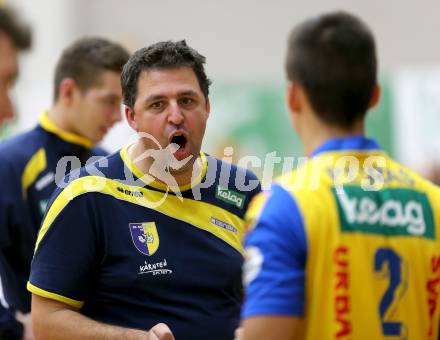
286 11 377 129
0 6 31 50
121 40 211 108
54 37 130 101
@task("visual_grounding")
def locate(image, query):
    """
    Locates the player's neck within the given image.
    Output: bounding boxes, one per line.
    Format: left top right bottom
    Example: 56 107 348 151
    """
302 118 365 156
48 105 75 135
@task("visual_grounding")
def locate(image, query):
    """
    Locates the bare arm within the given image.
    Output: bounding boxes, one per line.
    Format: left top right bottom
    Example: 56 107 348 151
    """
240 316 303 340
31 294 174 340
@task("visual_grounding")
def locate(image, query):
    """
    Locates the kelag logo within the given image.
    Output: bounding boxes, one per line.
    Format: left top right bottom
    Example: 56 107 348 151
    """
216 185 245 209
334 186 435 239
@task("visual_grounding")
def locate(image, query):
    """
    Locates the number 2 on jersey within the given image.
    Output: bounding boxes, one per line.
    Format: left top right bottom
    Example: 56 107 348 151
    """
374 248 408 337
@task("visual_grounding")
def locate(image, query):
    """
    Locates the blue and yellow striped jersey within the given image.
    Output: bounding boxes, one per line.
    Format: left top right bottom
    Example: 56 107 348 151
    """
242 136 440 339
0 112 106 314
28 147 261 339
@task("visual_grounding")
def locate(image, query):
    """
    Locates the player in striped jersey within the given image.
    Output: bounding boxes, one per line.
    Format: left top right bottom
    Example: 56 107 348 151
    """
0 37 129 339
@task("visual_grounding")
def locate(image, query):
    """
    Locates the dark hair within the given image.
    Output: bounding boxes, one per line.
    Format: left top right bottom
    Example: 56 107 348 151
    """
286 11 377 129
121 40 211 108
54 37 130 100
0 6 31 50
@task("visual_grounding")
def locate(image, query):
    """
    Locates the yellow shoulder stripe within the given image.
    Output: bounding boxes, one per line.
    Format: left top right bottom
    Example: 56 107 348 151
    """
36 176 245 254
22 148 47 198
27 281 84 309
39 111 94 149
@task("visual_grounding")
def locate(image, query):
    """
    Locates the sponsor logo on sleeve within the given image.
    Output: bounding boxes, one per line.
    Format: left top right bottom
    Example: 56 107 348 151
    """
216 185 246 209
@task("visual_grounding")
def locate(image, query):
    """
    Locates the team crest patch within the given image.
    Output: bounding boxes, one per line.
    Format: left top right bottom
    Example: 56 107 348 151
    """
129 222 160 256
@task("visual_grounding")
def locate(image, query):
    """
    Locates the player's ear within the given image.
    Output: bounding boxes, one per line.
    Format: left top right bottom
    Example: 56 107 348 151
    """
125 105 138 131
57 78 76 104
286 81 301 114
368 84 381 109
205 97 210 118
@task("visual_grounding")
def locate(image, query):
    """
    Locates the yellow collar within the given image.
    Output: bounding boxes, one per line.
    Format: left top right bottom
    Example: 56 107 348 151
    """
120 145 208 192
39 111 94 149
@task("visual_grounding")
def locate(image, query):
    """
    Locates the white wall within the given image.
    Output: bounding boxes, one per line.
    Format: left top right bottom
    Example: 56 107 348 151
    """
78 0 440 78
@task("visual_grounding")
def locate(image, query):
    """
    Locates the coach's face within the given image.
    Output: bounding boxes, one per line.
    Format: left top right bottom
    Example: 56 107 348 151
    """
126 67 210 171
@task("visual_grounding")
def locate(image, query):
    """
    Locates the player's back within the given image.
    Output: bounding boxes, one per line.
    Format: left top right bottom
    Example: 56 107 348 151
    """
278 149 440 339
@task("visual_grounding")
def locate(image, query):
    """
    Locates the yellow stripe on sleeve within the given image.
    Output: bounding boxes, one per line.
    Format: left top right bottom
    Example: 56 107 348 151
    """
27 281 84 309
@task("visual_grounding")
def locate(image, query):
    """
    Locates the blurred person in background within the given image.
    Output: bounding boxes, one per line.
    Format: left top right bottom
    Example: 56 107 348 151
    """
28 40 260 340
0 6 31 127
0 37 129 340
0 5 32 339
239 11 440 340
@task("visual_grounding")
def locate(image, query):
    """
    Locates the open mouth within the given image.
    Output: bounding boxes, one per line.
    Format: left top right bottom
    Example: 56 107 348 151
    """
170 134 187 150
